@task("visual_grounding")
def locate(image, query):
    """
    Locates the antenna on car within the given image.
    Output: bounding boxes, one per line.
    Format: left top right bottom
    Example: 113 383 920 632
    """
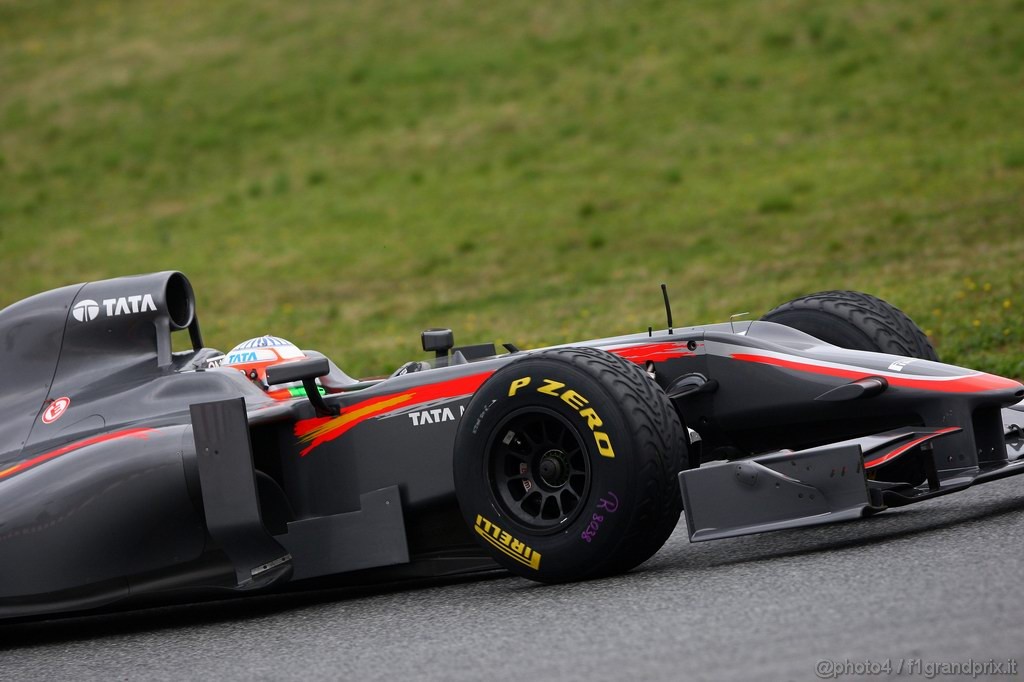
661 283 674 335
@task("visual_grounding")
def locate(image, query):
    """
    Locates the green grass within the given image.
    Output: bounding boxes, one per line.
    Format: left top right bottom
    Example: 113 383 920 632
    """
1 0 1022 378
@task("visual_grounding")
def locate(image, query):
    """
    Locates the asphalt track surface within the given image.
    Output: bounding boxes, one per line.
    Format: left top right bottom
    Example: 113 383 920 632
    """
2 477 1023 682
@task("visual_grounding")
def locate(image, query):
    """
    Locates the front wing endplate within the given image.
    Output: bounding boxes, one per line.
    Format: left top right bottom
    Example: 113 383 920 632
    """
679 444 873 542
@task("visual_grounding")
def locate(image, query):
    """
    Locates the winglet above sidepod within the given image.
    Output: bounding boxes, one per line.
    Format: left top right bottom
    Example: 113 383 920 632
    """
814 376 888 401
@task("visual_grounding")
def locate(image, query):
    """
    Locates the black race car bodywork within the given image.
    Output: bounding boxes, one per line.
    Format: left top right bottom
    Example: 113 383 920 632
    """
1 272 1022 620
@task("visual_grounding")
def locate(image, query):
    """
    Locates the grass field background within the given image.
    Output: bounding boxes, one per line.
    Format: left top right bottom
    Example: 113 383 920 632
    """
1 0 1022 378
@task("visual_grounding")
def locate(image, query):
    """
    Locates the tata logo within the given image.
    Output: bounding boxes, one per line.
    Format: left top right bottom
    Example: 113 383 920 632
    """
228 352 258 364
72 299 100 322
72 294 157 322
103 294 157 317
409 405 464 426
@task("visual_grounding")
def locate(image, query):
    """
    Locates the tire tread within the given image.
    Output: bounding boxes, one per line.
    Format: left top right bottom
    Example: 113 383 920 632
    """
762 290 938 361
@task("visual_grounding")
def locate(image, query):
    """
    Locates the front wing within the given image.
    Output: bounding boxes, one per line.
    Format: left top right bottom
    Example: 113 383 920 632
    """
679 407 1024 542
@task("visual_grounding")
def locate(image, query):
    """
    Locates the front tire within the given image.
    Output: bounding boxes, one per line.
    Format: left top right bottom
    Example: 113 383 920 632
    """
453 347 686 583
761 290 939 360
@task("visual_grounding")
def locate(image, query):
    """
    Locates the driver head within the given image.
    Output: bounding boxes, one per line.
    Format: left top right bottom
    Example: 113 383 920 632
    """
221 335 307 388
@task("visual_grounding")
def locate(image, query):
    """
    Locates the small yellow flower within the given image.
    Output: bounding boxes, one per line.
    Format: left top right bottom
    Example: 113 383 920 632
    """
932 308 942 316
1004 299 1012 309
972 319 981 327
983 282 992 292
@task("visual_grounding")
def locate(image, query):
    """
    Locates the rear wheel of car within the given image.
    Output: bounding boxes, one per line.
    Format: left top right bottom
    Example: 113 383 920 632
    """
453 346 686 583
761 290 939 361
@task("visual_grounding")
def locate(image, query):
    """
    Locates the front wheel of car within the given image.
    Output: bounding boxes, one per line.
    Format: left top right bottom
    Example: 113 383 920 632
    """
453 346 686 583
761 290 939 361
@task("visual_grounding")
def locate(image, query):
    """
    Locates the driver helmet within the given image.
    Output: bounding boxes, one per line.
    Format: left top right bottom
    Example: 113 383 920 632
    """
221 335 307 388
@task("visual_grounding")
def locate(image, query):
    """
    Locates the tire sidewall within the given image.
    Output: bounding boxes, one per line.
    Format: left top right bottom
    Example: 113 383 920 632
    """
454 356 643 581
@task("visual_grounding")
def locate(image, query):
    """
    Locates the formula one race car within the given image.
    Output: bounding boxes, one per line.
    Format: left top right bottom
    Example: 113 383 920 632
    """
2 272 1023 620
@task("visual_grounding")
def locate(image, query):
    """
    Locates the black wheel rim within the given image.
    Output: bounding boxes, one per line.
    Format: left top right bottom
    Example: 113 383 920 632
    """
487 407 591 531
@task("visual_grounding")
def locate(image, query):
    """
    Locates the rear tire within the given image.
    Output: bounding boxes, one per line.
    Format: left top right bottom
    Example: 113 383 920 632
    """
761 291 938 361
453 346 685 583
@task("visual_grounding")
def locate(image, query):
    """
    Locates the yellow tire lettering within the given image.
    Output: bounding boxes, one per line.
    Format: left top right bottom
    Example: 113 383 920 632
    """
560 389 588 410
537 379 565 396
473 515 542 570
507 376 616 461
508 377 531 397
594 431 615 458
579 407 603 430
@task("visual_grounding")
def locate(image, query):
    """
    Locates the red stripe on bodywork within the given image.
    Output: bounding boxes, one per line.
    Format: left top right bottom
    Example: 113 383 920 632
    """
864 427 961 469
0 427 155 482
611 342 695 364
295 371 493 456
730 353 1022 394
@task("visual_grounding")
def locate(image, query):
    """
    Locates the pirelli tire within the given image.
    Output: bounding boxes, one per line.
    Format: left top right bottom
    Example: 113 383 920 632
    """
761 290 939 361
453 346 686 584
